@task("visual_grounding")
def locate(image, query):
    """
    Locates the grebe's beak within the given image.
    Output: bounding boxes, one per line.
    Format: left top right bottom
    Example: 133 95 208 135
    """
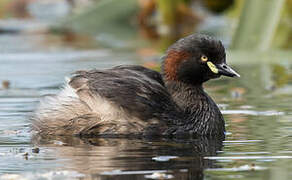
216 63 240 77
207 61 240 78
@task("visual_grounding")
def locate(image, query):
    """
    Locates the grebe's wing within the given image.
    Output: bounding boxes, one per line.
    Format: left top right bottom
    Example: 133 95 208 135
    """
69 65 177 122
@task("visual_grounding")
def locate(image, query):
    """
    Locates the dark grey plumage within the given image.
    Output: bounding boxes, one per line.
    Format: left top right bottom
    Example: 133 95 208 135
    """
70 66 177 122
164 81 225 137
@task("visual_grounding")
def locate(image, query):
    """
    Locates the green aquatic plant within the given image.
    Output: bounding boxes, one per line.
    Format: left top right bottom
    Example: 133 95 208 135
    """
231 0 285 50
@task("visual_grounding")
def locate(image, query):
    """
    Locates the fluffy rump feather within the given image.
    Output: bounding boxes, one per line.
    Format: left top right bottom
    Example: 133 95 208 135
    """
32 83 92 136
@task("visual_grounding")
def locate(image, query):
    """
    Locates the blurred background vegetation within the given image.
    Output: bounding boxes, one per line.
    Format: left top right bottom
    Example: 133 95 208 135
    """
1 0 292 52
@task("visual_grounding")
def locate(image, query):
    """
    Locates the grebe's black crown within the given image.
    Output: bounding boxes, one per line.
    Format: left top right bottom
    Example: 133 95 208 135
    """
167 34 226 62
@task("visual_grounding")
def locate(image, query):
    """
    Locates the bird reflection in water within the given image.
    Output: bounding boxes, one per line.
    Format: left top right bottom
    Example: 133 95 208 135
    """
32 136 224 180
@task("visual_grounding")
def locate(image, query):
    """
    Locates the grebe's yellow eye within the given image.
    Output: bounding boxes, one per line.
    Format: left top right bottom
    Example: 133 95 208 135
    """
201 55 208 62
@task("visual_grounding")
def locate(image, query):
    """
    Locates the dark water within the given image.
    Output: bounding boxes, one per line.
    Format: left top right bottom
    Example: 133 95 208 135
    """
1 23 292 180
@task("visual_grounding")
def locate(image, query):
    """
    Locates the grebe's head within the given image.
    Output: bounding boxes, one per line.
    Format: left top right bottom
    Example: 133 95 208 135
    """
162 34 240 85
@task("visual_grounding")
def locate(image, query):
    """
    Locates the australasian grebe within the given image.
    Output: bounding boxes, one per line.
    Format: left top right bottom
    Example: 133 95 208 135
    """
32 34 240 137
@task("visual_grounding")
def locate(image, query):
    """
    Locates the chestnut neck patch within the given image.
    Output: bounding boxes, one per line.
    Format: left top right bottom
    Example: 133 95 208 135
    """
163 50 190 81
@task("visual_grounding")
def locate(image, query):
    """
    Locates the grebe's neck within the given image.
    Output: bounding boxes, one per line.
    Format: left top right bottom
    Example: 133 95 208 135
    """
165 81 225 137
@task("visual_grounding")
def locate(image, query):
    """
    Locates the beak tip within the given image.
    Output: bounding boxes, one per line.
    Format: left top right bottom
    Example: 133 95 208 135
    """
216 63 240 78
234 73 240 78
